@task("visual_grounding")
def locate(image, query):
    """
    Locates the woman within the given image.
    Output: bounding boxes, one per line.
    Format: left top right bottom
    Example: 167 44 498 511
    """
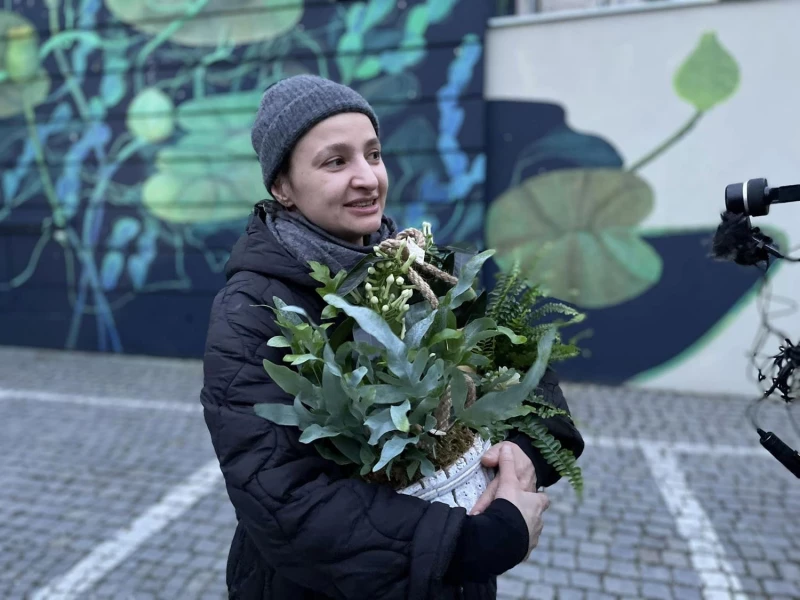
200 74 584 599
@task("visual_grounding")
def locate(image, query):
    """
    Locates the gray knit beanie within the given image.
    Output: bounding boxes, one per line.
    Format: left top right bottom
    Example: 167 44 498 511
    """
251 74 380 193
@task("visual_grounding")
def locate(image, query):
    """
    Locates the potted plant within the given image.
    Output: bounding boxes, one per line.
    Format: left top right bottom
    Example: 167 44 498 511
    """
254 224 585 509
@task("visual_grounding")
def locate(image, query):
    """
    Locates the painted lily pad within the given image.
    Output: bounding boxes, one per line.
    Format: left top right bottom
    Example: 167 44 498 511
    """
104 0 303 47
486 168 662 309
0 12 49 118
142 91 264 224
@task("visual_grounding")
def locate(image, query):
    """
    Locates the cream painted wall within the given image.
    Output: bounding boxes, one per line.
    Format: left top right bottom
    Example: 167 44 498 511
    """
485 0 800 396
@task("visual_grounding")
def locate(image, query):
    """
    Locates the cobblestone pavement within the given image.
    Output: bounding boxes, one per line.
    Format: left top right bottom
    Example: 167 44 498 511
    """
1 345 798 600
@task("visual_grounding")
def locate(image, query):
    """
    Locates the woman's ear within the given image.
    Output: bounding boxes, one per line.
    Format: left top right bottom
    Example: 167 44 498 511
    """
270 175 293 208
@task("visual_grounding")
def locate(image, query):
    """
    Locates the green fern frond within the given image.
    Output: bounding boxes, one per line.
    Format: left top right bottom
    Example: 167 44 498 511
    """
523 420 583 499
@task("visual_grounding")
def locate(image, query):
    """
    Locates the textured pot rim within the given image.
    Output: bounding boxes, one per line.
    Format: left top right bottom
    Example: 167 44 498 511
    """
399 435 492 501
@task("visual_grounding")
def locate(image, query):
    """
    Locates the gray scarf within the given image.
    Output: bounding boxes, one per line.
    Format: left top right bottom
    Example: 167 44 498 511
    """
263 201 398 276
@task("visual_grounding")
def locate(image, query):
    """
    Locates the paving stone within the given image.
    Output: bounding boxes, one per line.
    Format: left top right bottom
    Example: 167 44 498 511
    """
603 576 639 596
641 581 673 600
3 348 799 599
497 577 526 598
555 587 585 600
570 571 601 591
525 583 555 600
763 579 800 597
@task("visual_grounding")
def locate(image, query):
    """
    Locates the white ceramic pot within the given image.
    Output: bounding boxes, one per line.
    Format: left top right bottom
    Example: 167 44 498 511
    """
397 435 496 510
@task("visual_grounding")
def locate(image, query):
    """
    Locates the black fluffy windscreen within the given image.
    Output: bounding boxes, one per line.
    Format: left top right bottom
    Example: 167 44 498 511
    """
710 210 776 266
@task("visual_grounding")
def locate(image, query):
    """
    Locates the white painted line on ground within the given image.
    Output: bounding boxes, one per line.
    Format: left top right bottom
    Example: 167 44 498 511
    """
642 446 748 600
584 435 769 458
30 459 222 600
0 388 198 413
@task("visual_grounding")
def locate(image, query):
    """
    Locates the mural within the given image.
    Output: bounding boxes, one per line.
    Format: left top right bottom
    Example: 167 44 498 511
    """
0 0 785 391
483 31 782 385
0 0 491 357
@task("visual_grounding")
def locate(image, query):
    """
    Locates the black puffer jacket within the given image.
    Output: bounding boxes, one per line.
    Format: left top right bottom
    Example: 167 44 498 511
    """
200 206 584 599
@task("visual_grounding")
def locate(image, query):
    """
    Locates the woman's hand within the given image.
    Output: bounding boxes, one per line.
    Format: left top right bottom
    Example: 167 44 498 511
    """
479 444 550 559
470 441 537 515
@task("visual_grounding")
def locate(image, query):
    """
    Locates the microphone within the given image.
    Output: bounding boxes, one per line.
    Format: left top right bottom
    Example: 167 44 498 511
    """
726 177 800 217
710 210 782 266
758 429 800 479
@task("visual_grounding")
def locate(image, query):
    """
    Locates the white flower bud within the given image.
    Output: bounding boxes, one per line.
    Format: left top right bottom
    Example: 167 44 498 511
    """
371 296 379 304
403 305 410 312
367 267 376 275
395 276 404 286
386 274 395 286
381 305 389 312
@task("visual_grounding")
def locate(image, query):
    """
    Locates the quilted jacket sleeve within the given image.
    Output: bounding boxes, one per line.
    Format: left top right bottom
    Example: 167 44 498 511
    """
200 281 466 600
506 367 585 488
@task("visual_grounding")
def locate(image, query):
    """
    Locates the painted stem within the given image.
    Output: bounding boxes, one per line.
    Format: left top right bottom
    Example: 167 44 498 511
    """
628 110 704 173
48 2 91 119
23 99 64 227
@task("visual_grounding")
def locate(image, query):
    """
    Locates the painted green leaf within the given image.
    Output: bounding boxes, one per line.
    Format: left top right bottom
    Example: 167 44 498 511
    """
100 251 124 291
107 217 141 249
143 131 261 223
0 12 49 117
127 88 175 143
486 168 662 309
405 5 429 38
337 32 362 84
428 0 459 23
176 91 262 133
354 56 382 81
674 32 740 111
104 0 303 47
364 0 394 30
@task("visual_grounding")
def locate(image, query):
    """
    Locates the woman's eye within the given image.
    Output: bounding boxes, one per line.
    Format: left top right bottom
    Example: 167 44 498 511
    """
369 150 382 160
326 158 345 167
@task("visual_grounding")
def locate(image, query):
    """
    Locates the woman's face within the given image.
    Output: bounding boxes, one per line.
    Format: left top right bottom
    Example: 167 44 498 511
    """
270 112 388 245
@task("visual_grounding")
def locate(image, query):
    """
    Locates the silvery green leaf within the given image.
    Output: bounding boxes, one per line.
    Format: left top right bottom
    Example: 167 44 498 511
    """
495 326 527 345
390 399 411 432
331 436 362 464
419 455 436 477
405 308 437 348
266 336 291 348
345 366 369 388
373 435 420 471
272 296 303 325
445 250 495 309
322 363 349 421
449 367 469 415
429 328 462 347
299 424 341 443
359 444 377 473
411 348 430 384
253 402 300 427
365 407 396 444
284 354 320 366
459 327 556 427
315 443 352 465
324 294 412 380
366 384 409 405
412 359 445 398
263 360 313 397
323 344 342 377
